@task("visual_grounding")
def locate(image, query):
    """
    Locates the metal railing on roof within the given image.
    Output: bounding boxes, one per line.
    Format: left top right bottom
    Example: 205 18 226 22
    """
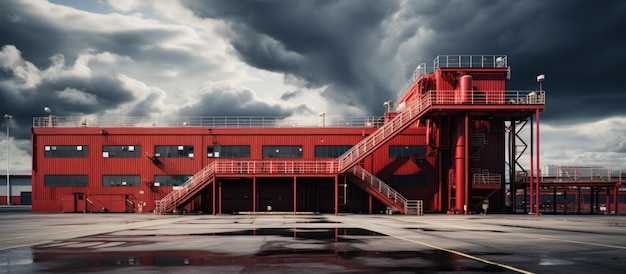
396 55 508 100
32 115 384 128
434 55 508 69
396 62 430 100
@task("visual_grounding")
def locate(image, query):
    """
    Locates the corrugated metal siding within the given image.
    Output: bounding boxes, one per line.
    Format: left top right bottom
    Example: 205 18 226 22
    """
32 126 433 212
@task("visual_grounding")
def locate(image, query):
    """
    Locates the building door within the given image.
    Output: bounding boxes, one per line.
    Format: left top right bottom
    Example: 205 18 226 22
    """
75 193 86 212
64 193 86 213
21 192 32 205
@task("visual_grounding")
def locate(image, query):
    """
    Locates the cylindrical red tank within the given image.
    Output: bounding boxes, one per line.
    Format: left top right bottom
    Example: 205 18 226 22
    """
458 75 473 103
454 116 466 211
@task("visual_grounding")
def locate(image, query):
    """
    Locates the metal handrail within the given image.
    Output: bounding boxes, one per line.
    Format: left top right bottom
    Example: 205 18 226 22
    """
434 55 508 69
350 165 408 212
213 160 338 174
473 173 501 186
156 160 340 213
33 115 383 128
420 90 545 105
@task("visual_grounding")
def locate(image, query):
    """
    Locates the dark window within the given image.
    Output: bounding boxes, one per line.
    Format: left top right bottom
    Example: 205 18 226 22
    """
315 145 352 158
262 146 302 158
388 145 427 158
388 175 428 187
44 175 88 187
102 145 140 158
44 145 88 158
207 146 250 158
102 175 140 187
154 175 192 186
154 145 194 158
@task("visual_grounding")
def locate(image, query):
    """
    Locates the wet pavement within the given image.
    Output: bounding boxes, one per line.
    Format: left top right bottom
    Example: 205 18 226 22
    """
1 208 625 273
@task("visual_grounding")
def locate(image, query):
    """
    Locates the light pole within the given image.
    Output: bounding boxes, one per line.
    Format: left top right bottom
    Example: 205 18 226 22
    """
319 112 326 127
536 74 545 91
3 114 11 206
383 100 392 113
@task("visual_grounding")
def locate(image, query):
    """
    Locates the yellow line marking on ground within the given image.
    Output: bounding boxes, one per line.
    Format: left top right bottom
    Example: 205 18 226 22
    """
343 220 533 274
387 233 534 274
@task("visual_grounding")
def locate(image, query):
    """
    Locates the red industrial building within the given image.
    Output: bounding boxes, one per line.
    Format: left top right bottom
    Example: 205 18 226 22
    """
29 55 623 215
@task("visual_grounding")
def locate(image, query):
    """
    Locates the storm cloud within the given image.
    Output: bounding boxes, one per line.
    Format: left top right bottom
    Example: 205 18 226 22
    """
1 0 626 173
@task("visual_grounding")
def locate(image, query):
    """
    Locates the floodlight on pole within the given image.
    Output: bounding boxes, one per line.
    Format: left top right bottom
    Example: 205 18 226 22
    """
44 106 51 127
536 74 545 91
319 112 326 127
383 100 392 113
3 113 11 205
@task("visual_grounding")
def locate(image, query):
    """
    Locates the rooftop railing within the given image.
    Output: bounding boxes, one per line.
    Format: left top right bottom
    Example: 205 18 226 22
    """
396 55 509 100
33 115 384 128
434 55 508 69
34 90 543 129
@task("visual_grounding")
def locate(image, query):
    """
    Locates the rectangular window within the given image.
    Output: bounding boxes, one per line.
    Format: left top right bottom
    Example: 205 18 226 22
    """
44 145 89 158
262 146 303 158
102 175 141 187
154 175 193 186
102 145 140 158
44 175 88 187
207 145 251 158
388 175 428 187
154 145 194 158
388 145 427 158
315 145 352 158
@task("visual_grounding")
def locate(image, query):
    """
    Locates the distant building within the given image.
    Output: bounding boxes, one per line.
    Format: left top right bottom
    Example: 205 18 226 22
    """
0 174 32 205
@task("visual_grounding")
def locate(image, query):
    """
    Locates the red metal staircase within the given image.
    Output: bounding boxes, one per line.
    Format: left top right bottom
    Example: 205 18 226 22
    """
155 93 436 215
335 93 434 173
347 165 422 215
155 163 216 214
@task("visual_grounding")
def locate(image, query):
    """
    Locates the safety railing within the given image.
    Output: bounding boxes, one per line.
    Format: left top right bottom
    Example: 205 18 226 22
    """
350 165 408 213
434 55 508 69
156 163 216 214
473 173 502 189
396 62 429 100
33 115 383 128
542 167 623 183
156 160 340 214
420 90 545 105
336 89 433 172
405 200 424 216
214 160 338 174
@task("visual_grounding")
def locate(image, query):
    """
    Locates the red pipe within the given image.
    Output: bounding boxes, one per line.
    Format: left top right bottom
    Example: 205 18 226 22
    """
463 113 470 214
454 115 466 212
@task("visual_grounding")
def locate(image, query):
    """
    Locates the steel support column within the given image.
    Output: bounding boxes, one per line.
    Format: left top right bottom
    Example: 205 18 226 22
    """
293 177 297 214
529 115 534 214
253 177 257 213
535 108 540 216
212 179 216 215
613 185 619 215
218 181 222 215
334 175 339 215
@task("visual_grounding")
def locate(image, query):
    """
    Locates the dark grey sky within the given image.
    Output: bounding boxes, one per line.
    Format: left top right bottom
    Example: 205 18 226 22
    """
1 0 626 172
